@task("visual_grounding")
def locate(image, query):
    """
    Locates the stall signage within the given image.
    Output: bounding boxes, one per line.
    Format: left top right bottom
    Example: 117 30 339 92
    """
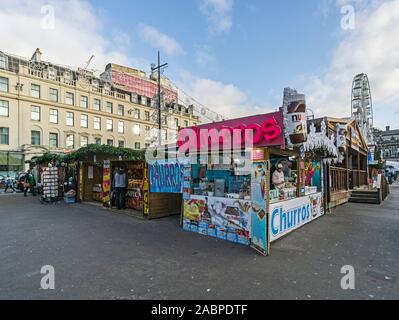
250 161 268 255
351 127 361 151
178 112 284 150
102 160 111 204
182 195 251 246
143 165 149 215
149 160 183 193
269 193 323 242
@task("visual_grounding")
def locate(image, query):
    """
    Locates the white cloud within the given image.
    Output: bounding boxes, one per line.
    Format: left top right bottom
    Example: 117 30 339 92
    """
138 24 184 56
195 45 216 67
199 0 234 34
177 70 275 123
0 0 142 74
305 0 399 128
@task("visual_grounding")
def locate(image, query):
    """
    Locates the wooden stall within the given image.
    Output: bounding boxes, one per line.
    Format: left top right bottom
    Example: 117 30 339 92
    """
308 117 369 210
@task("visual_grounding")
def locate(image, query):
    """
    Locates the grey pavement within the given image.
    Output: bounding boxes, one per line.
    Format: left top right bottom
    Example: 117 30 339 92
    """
0 186 398 300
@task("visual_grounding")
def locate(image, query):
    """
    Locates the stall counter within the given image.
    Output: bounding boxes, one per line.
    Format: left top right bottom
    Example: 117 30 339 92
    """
268 192 324 242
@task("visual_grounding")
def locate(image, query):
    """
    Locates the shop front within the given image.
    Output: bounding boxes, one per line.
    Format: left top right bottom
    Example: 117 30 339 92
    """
178 109 324 256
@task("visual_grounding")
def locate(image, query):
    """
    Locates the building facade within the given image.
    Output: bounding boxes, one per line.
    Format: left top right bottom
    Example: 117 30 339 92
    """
0 49 200 175
373 126 399 160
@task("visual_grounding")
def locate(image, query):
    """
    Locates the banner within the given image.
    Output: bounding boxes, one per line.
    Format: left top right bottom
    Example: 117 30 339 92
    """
149 160 184 193
183 195 252 246
250 161 268 255
143 165 149 215
102 160 111 204
269 193 323 242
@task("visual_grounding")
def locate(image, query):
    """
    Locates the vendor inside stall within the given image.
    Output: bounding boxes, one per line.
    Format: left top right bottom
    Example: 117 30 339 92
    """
269 152 299 203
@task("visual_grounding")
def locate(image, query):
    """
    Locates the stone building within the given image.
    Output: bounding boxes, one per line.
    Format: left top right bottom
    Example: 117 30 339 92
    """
373 126 399 160
0 49 200 175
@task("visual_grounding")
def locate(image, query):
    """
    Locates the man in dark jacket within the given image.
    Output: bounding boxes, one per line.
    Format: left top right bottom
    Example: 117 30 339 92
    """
113 168 127 210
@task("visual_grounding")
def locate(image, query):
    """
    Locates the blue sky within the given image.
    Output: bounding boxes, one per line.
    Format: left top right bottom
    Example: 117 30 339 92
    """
96 0 340 109
1 0 398 128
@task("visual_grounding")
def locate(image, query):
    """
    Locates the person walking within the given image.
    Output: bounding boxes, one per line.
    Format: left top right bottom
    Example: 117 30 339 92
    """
23 171 36 197
4 175 16 193
112 167 127 210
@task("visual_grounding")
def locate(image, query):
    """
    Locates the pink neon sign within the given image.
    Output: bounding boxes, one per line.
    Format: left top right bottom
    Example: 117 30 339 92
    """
178 111 284 149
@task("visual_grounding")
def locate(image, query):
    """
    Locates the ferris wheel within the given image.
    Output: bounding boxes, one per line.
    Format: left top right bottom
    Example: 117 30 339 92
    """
351 73 374 144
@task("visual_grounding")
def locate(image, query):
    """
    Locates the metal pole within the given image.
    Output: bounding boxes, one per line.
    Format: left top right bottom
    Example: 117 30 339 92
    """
158 51 162 146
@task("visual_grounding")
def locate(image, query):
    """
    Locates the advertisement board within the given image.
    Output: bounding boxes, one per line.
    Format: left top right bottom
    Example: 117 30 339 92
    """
250 161 268 255
102 160 111 204
183 195 252 246
269 193 324 242
351 127 361 151
149 160 184 193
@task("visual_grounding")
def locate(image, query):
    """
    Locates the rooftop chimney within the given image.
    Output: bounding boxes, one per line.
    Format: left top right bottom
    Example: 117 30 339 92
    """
31 48 42 63
386 126 390 132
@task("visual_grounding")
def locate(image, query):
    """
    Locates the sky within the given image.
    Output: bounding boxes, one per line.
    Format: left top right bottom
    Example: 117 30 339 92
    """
0 0 398 128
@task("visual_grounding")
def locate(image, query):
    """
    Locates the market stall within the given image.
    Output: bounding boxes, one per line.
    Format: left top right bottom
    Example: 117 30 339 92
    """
178 108 324 256
306 117 369 209
146 158 185 219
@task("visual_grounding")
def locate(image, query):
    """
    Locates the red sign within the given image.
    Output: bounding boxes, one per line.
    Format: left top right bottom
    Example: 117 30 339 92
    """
111 70 178 102
178 111 284 150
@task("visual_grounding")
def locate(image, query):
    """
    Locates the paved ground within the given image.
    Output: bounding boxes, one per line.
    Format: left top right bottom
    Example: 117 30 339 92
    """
0 186 398 300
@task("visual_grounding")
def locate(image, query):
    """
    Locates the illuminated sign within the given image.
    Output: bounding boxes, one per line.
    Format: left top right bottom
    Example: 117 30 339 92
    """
178 111 284 150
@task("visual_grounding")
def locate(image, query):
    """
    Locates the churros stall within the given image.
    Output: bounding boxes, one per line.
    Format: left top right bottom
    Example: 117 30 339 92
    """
178 106 324 256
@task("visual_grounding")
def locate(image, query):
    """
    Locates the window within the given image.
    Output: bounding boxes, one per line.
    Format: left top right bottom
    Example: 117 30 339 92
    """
145 111 150 121
80 114 88 128
118 140 125 148
174 118 179 128
66 134 75 149
80 136 88 147
118 121 124 134
106 102 113 113
107 139 114 146
66 112 74 126
0 77 8 92
49 133 58 148
49 88 58 102
0 127 9 145
80 96 88 108
133 124 140 135
31 84 40 98
93 99 101 111
65 92 74 105
118 105 124 116
94 137 101 145
145 126 151 138
0 100 9 117
184 120 189 127
135 142 141 150
0 54 8 69
145 143 150 148
49 109 58 124
94 116 101 130
31 131 41 145
106 119 113 132
31 106 40 121
134 109 140 119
